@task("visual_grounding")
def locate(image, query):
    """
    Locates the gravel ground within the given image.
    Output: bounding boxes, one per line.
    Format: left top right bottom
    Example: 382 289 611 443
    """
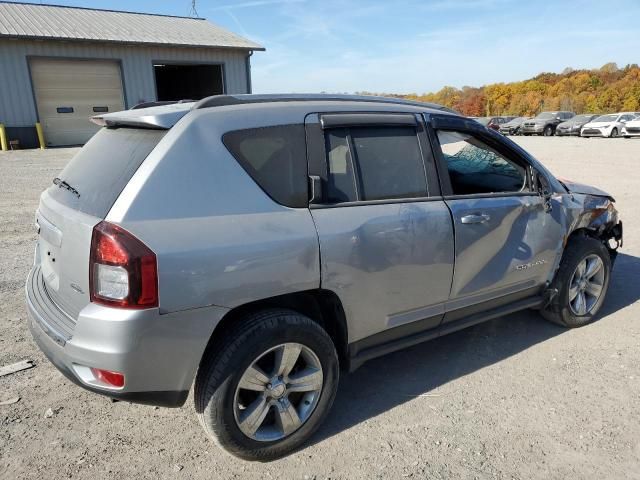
1 137 639 480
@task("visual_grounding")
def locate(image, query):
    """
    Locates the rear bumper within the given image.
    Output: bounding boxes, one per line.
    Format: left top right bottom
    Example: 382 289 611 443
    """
26 266 229 407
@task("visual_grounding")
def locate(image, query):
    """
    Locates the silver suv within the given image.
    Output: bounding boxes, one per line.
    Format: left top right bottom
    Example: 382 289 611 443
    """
26 94 623 461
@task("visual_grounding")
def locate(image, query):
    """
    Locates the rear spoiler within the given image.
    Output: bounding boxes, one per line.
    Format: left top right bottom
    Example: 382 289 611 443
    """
130 99 195 110
91 102 194 129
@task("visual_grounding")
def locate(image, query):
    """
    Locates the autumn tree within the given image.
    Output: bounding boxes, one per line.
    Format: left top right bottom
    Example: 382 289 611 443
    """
390 63 640 116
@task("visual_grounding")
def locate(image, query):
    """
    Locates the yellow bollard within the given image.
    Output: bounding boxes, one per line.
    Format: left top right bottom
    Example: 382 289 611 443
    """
0 123 8 151
35 122 46 149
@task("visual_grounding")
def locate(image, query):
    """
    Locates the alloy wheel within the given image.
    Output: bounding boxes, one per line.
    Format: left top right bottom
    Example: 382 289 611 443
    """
568 254 605 316
233 343 324 442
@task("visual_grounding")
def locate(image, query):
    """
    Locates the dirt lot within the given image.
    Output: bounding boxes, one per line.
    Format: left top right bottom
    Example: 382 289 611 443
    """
1 136 639 480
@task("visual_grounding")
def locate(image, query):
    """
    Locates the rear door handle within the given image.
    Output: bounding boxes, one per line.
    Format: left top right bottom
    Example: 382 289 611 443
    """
461 213 490 224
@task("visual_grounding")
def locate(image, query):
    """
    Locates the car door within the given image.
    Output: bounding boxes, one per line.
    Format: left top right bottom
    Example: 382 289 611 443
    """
427 114 564 322
305 112 455 350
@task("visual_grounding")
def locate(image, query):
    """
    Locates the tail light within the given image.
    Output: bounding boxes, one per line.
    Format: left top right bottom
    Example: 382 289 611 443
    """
89 221 158 309
90 367 125 388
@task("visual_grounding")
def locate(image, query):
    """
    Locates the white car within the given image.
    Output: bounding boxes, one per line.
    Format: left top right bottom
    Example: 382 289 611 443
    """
581 112 639 138
621 115 640 138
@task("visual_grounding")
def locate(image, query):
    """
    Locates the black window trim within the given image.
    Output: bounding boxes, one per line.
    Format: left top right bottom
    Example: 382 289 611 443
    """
320 112 417 129
307 111 441 208
427 113 537 199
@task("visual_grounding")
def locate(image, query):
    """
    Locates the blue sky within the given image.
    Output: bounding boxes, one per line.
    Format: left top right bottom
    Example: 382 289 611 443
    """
11 0 640 93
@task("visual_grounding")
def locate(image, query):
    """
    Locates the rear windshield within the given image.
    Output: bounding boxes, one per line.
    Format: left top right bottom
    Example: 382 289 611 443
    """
48 128 166 217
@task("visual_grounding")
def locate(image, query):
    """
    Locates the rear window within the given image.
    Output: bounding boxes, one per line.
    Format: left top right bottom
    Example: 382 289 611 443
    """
48 128 166 217
222 124 308 208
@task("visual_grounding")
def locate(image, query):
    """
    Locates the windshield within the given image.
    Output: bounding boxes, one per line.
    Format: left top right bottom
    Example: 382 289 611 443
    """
474 117 491 125
593 114 617 123
508 117 526 124
573 115 594 122
535 112 555 120
47 128 166 217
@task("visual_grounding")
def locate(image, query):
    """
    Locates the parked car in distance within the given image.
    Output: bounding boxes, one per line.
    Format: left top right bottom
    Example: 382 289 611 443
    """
555 114 598 136
472 116 512 131
520 111 575 136
581 112 638 138
499 116 530 135
621 115 640 138
26 94 623 461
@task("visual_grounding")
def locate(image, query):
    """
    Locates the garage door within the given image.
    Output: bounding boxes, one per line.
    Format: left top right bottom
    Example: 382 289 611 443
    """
30 58 125 146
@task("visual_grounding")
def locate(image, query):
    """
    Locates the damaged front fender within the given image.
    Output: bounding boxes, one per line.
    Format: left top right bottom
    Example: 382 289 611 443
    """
562 191 622 261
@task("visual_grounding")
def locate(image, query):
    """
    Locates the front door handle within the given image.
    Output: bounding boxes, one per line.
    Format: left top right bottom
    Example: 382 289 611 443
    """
461 213 490 224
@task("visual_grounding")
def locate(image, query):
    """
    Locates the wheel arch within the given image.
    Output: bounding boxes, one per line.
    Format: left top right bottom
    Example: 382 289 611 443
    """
200 289 350 371
565 225 620 263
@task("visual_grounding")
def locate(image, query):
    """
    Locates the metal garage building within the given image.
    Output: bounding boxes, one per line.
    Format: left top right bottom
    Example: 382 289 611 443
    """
0 2 264 147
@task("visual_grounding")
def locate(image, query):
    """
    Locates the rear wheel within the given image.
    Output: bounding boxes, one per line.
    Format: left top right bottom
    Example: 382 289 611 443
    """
542 236 611 328
195 309 339 461
610 127 619 138
543 125 554 136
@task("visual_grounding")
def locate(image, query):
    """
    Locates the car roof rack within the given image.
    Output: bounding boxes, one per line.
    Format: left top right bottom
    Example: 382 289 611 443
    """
193 94 458 114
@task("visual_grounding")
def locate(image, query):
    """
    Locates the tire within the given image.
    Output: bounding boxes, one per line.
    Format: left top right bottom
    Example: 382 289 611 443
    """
610 127 618 138
194 309 339 461
543 125 554 136
542 236 611 328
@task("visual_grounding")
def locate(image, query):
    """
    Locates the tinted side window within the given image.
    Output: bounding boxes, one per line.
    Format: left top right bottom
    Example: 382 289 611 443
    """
437 130 526 195
223 124 307 207
325 126 427 203
351 127 427 201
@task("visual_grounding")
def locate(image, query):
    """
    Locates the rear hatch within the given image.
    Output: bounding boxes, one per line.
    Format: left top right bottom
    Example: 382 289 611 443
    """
34 127 167 333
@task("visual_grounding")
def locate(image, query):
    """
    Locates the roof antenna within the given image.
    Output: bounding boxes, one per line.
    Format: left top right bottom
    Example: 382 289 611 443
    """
189 0 199 17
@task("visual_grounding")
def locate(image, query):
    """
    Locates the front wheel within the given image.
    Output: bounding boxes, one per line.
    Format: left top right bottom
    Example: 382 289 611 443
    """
195 309 339 461
542 236 611 328
610 127 619 138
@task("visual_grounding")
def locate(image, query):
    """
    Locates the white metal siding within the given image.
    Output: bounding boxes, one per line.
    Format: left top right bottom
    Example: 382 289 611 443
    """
0 39 250 129
31 58 125 146
0 3 263 50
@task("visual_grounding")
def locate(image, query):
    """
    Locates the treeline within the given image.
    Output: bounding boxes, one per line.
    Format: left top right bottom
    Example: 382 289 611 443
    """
361 63 640 116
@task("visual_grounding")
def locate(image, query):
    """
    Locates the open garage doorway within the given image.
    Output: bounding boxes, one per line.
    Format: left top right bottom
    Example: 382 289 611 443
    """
154 63 224 101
